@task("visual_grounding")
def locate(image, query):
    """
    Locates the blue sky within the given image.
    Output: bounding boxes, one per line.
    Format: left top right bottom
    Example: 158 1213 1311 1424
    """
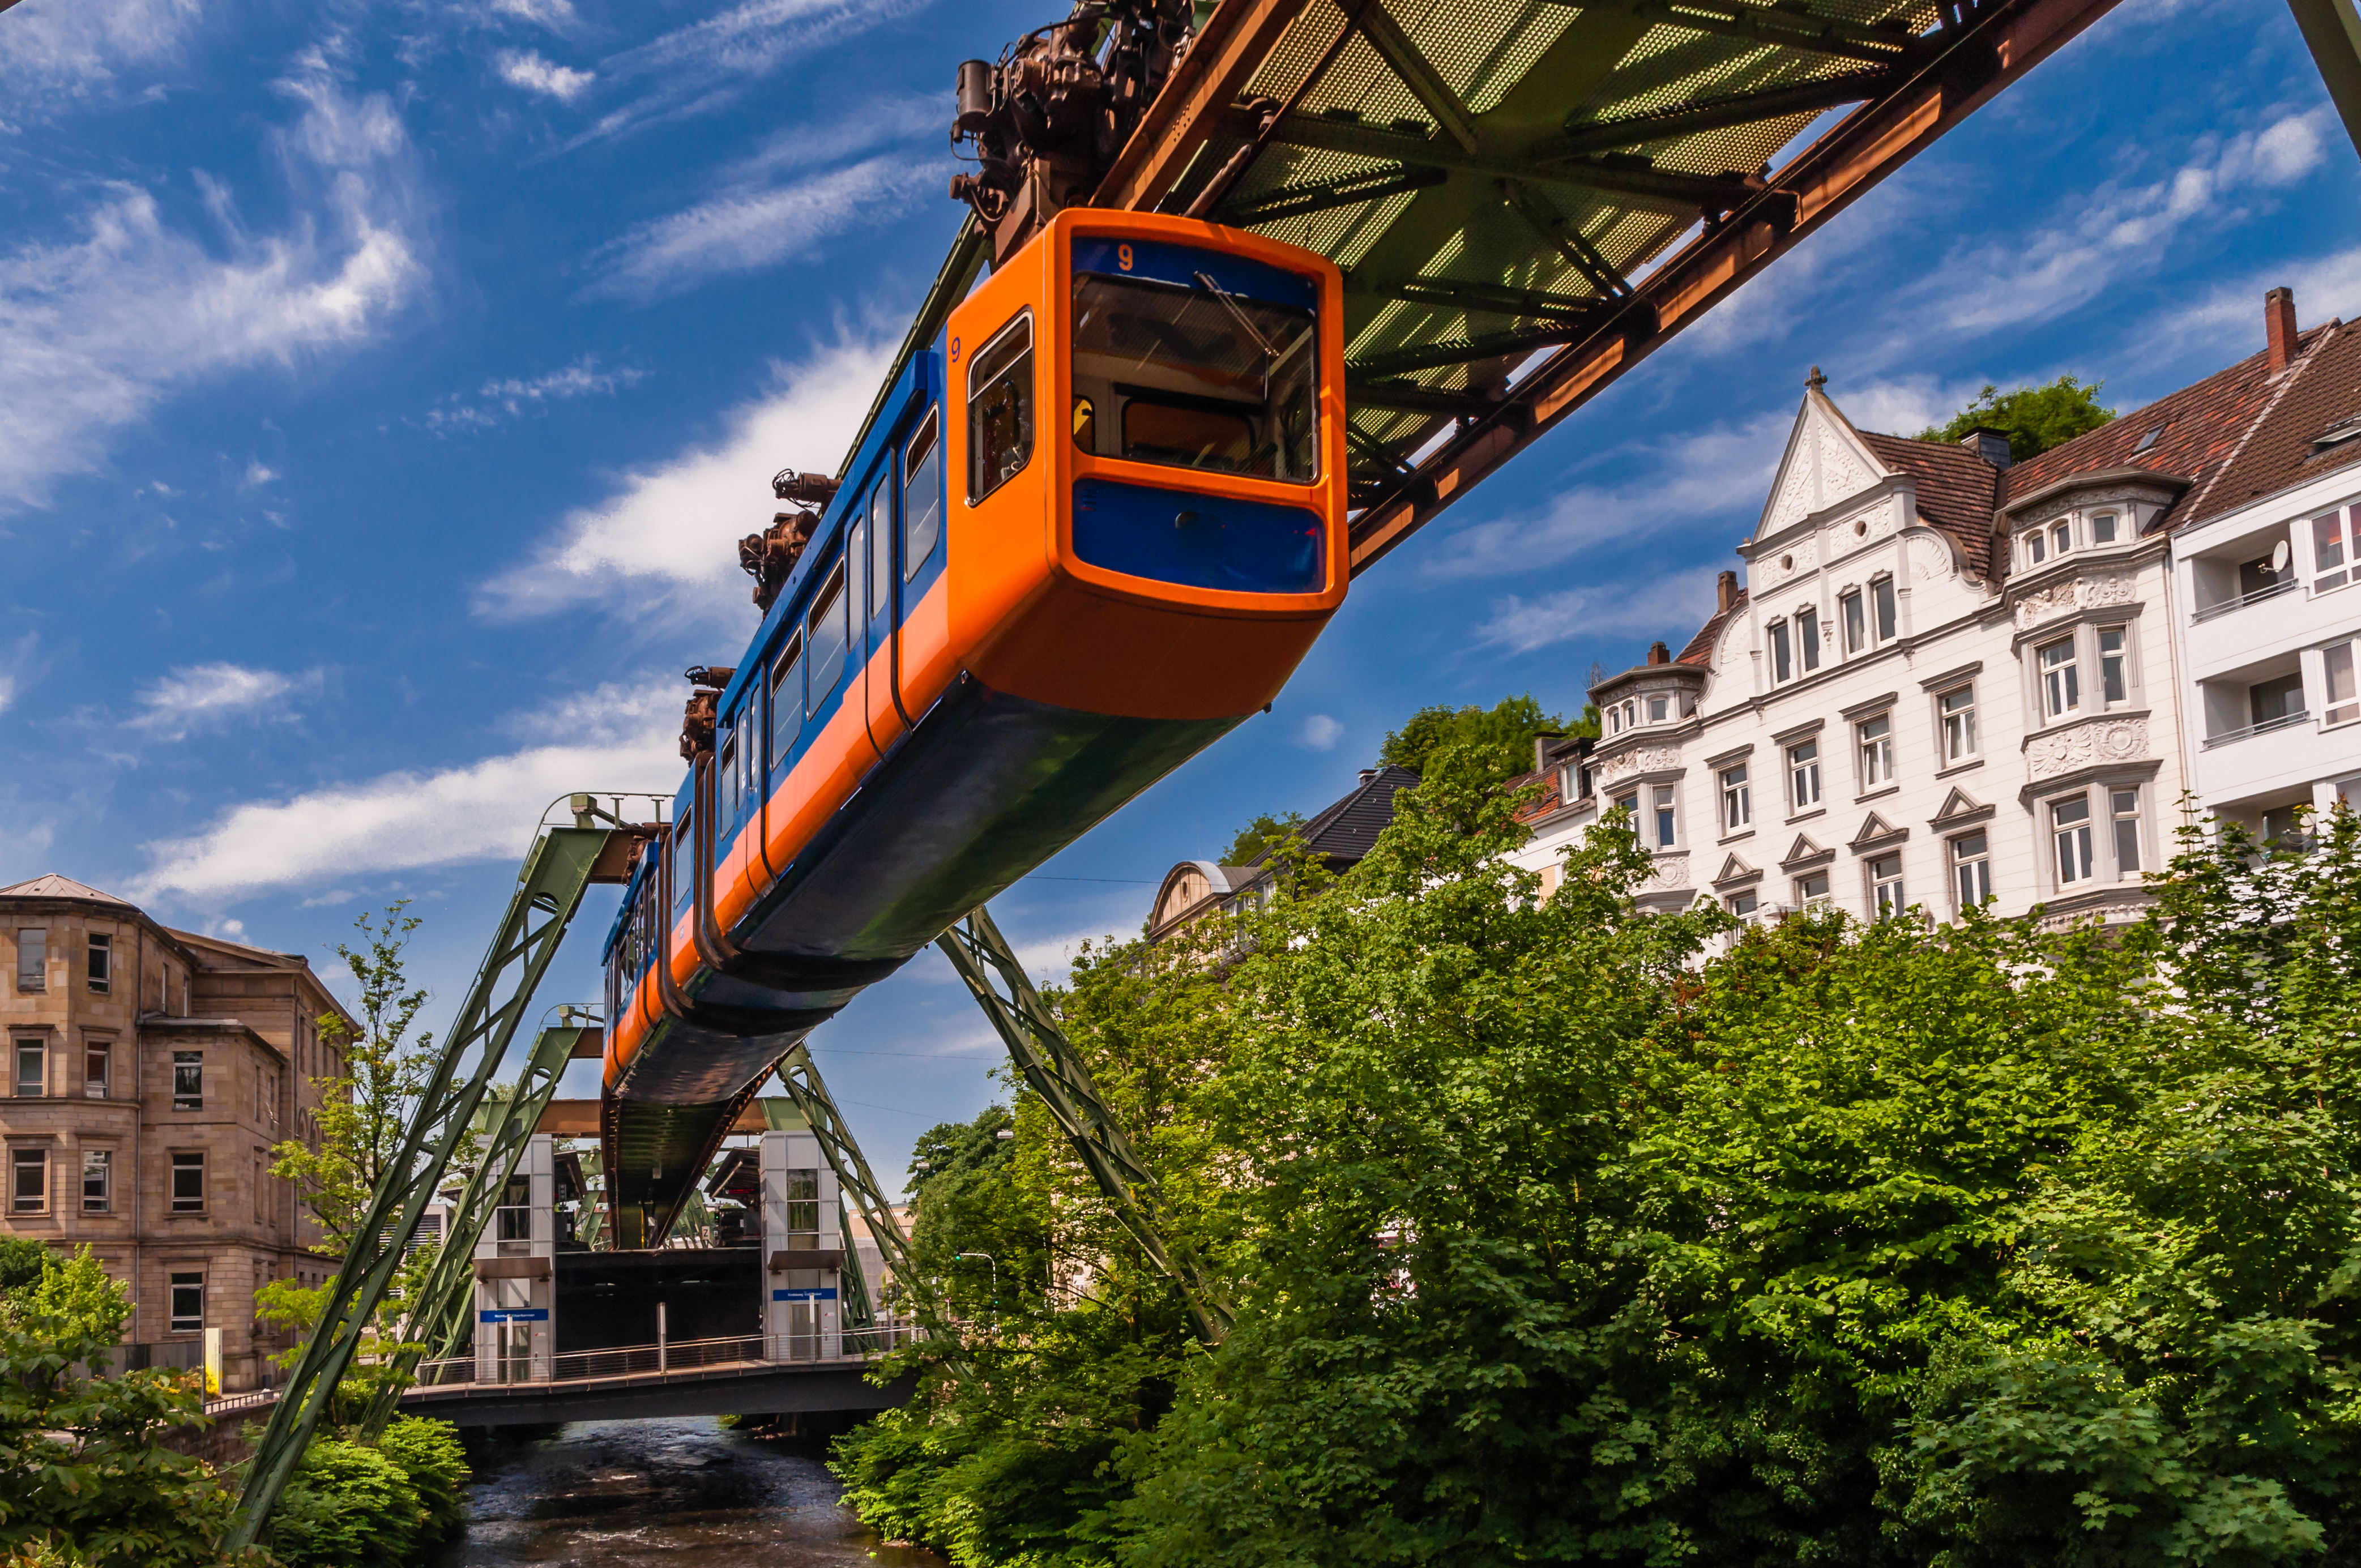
2 0 2353 1194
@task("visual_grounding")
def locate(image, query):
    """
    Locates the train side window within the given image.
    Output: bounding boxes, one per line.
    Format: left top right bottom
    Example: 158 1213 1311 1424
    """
718 731 738 824
672 815 693 914
903 410 942 580
805 558 848 715
869 474 892 619
966 313 1034 503
770 632 804 766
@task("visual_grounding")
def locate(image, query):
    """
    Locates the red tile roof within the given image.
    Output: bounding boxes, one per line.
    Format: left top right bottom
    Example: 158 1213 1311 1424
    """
1675 588 1746 665
2185 322 2361 525
1859 432 2003 579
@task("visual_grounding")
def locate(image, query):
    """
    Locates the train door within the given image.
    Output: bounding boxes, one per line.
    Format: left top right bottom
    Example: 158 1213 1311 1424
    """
863 465 902 745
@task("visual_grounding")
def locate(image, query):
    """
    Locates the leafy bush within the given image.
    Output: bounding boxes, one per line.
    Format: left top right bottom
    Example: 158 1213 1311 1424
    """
373 1418 469 1547
265 1440 425 1568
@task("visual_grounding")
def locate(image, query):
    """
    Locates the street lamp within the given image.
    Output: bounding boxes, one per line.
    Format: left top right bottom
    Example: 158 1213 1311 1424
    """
955 1251 998 1309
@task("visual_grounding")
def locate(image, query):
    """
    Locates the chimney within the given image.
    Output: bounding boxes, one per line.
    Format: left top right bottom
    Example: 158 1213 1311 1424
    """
2266 287 2297 374
1959 426 2012 469
1358 767 1377 785
1646 640 1670 666
1716 569 1737 612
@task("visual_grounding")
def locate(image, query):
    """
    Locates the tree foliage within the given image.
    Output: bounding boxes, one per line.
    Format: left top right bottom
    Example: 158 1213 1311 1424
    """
1917 374 2115 463
1375 694 1565 789
836 709 2361 1566
263 1417 468 1568
1219 811 1307 868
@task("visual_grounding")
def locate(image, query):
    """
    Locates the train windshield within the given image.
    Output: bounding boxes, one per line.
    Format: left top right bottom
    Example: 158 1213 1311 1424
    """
1071 247 1318 483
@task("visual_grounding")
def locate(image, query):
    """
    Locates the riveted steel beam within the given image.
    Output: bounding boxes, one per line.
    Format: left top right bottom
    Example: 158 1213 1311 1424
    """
1224 163 1446 223
1253 114 1759 214
1549 69 1896 155
1555 0 1932 66
1097 0 1314 212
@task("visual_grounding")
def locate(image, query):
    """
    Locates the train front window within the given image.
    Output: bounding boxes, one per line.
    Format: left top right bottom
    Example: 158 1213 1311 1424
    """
1070 259 1317 482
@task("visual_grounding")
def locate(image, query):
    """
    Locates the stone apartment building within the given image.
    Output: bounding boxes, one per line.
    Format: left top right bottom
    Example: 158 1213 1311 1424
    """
1507 294 2341 924
1 874 354 1391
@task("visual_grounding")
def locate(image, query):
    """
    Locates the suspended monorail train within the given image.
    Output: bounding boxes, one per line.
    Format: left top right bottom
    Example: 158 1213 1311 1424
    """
599 210 1348 1241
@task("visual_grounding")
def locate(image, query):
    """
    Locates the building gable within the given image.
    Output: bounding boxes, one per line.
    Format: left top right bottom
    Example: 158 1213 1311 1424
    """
1756 386 1893 540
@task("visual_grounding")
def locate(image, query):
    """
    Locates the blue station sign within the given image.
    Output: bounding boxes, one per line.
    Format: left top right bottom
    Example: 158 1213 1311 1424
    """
478 1308 550 1323
771 1288 838 1302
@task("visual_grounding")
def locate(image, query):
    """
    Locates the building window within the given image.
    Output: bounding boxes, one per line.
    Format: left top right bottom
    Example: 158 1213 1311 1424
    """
2026 528 2047 566
2052 795 2095 886
169 1272 204 1332
1857 713 1894 789
15 1040 42 1099
1795 871 1831 907
86 934 110 995
1726 889 1758 917
1868 853 1905 917
83 1149 110 1214
2098 625 2129 706
1797 607 1821 671
2039 637 2080 719
171 1152 205 1213
11 1150 45 1214
1646 695 1669 723
2313 506 2355 592
173 1052 203 1112
1611 793 1639 839
84 1040 109 1099
2091 511 2119 544
1652 785 1677 849
2111 788 2144 878
2324 640 2358 726
2250 672 2306 728
1769 619 1793 683
1788 740 1821 810
1871 576 1897 643
2050 520 2072 557
1840 588 1865 653
16 930 45 993
1952 831 1993 908
258 1069 279 1132
1939 686 1977 763
783 1168 821 1249
1720 764 1751 831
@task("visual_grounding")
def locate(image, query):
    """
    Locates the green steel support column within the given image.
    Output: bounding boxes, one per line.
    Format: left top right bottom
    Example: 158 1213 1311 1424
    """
2291 0 2361 161
774 1044 925 1322
226 826 615 1550
934 906 1231 1346
352 1012 597 1438
838 1198 877 1330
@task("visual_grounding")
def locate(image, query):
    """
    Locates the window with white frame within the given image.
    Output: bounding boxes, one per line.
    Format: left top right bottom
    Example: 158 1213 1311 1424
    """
169 1272 204 1333
2313 506 2356 592
1868 853 1905 917
2052 795 2095 886
83 1148 110 1214
2111 788 2144 878
1795 871 1831 907
1769 619 1793 683
2098 625 2129 707
1647 694 1670 723
2325 640 2358 727
1651 785 1678 849
1726 889 1758 917
11 1149 44 1214
1857 713 1894 789
2038 636 2080 719
2025 527 2047 567
1872 577 1898 643
1788 740 1821 810
171 1151 204 1213
1797 607 1821 671
1720 764 1751 831
1611 792 1638 837
2090 510 2119 544
1840 588 1866 654
173 1053 203 1112
1939 685 1977 763
1951 831 1992 908
2050 520 2072 558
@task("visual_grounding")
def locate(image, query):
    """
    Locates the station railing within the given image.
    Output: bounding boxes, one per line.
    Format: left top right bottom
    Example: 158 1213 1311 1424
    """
407 1322 929 1388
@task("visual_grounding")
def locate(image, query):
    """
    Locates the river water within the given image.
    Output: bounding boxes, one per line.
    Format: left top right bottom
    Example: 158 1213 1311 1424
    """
439 1416 942 1567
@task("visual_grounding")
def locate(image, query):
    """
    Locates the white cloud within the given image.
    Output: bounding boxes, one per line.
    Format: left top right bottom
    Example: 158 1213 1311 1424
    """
1296 713 1344 752
475 333 896 619
1474 565 1724 657
129 680 684 903
127 661 320 740
492 0 577 27
0 0 200 106
2138 243 2361 375
0 50 425 511
243 459 280 488
497 48 595 102
587 155 947 301
580 0 933 145
423 353 646 433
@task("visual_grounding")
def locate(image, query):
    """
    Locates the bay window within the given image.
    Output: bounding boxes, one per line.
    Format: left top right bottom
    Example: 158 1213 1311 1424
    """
2111 788 2144 877
2313 506 2355 592
2039 637 2080 719
2325 640 2358 726
2052 795 2095 886
2098 625 2129 706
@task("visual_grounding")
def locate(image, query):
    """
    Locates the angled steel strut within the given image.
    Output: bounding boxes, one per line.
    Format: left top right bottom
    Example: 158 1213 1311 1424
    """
774 1042 925 1325
936 905 1231 1345
226 824 621 1549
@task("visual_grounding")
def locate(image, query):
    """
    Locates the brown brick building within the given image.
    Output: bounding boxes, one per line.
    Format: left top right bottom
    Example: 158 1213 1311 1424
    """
1 875 355 1391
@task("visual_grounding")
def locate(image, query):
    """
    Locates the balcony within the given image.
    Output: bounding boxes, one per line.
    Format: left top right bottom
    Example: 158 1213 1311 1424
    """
2201 710 2309 749
2192 578 2299 623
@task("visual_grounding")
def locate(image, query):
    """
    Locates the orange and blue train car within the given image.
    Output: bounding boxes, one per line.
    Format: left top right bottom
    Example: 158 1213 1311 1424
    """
598 210 1349 1240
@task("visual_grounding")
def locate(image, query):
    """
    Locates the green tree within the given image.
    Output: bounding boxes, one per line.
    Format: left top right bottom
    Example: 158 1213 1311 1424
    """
1917 374 2114 463
1218 811 1305 866
0 1247 267 1568
0 1237 51 1300
1376 694 1564 789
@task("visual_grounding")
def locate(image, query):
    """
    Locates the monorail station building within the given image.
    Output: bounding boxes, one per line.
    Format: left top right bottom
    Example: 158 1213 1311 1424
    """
1509 292 2357 924
0 875 352 1390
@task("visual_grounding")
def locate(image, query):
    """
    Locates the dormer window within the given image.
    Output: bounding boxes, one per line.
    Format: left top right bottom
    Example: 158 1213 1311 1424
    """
2312 415 2361 454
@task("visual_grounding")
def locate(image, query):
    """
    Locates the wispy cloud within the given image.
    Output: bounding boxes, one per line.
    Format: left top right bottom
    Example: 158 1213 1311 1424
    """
1474 565 1724 656
492 0 577 28
422 353 646 434
0 0 200 108
586 154 947 301
475 332 895 621
1296 714 1344 752
129 680 682 902
242 459 280 488
497 48 594 102
127 661 321 740
0 46 425 511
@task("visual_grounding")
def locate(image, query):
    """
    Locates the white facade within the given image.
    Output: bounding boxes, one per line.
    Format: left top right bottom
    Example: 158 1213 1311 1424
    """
760 1127 842 1360
2168 462 2361 835
1509 387 2184 929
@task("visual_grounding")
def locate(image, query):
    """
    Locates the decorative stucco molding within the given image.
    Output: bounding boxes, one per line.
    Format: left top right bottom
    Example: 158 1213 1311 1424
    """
2025 716 2149 779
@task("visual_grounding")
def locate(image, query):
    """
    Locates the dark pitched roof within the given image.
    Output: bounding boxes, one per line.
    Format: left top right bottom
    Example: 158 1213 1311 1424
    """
1675 587 1747 666
1858 433 2004 579
1997 323 2341 530
2186 322 2361 525
1251 765 1419 869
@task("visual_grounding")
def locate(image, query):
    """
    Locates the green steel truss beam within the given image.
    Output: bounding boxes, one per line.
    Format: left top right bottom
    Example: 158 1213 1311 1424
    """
838 1198 878 1328
774 1043 927 1323
352 1013 596 1438
936 907 1231 1346
226 825 618 1549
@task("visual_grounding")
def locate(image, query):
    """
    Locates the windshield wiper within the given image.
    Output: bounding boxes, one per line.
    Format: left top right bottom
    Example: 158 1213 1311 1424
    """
1194 270 1279 388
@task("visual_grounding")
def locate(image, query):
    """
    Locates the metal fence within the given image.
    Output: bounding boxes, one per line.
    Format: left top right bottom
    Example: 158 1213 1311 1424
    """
404 1323 928 1389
